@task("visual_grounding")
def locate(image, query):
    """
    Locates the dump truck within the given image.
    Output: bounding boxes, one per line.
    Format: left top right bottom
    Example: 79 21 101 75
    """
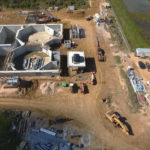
98 48 105 61
96 37 105 61
105 111 129 135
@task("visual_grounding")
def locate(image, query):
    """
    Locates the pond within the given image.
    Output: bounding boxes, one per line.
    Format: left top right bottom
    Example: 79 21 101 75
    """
123 0 150 41
123 0 150 13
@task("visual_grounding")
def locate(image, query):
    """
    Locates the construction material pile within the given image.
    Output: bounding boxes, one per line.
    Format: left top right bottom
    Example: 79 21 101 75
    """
40 82 61 95
127 66 146 93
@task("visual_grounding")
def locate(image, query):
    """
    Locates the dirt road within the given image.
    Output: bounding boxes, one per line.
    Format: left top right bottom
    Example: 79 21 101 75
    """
0 0 150 150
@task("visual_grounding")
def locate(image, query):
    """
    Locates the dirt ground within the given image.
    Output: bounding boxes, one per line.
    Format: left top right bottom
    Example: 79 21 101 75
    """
0 0 150 150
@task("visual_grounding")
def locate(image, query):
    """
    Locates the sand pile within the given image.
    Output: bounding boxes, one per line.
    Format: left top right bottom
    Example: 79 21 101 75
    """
40 82 61 95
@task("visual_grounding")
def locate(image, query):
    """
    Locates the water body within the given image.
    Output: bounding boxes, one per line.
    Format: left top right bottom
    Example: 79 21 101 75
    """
123 0 150 13
123 0 150 41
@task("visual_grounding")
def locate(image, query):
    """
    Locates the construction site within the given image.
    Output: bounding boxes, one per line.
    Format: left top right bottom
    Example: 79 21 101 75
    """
1 0 150 150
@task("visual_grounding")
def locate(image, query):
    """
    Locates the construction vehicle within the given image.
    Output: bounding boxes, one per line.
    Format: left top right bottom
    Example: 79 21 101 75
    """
98 48 105 61
80 83 85 94
105 111 129 135
86 16 93 21
96 37 105 62
4 77 21 88
91 72 96 85
37 17 58 24
38 5 60 23
69 83 75 93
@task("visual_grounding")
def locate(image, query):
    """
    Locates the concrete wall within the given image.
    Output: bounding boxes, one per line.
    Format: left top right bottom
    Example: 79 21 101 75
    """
0 27 7 44
32 25 45 32
47 24 62 33
4 26 22 34
13 45 42 59
45 26 54 36
42 48 52 57
45 38 61 46
12 46 26 59
4 27 17 43
41 61 58 70
0 45 13 56
0 70 60 76
16 26 35 42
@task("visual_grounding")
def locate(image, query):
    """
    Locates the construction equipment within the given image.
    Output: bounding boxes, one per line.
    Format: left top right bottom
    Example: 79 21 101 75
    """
4 77 21 88
91 72 96 85
97 37 105 62
38 5 60 23
80 83 85 94
98 48 105 61
62 82 67 87
105 111 129 135
86 16 93 21
69 83 75 93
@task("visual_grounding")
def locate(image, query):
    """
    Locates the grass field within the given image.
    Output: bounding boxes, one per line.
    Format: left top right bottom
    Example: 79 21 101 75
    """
109 0 150 51
120 69 141 111
114 56 121 64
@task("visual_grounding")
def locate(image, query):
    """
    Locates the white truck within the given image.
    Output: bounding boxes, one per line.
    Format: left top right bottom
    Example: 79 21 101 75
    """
135 48 150 58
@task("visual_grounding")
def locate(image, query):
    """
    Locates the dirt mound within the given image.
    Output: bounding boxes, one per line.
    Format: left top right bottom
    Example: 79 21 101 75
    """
40 81 62 95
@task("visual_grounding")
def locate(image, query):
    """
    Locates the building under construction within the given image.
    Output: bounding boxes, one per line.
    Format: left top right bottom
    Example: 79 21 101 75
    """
0 24 63 76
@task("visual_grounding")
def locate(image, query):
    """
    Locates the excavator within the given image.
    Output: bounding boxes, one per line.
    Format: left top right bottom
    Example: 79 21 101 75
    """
105 111 129 135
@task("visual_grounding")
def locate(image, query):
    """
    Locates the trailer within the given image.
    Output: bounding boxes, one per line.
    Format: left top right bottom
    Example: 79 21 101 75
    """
135 48 150 58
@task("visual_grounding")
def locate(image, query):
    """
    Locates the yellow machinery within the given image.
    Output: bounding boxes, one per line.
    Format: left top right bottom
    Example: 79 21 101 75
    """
105 111 129 135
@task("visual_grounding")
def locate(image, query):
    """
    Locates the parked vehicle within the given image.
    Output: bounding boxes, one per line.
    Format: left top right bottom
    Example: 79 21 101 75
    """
145 62 150 71
135 48 150 58
98 48 105 62
138 61 146 69
86 16 93 21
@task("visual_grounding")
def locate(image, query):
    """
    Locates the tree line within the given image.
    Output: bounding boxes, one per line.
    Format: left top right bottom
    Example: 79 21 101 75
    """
0 0 89 9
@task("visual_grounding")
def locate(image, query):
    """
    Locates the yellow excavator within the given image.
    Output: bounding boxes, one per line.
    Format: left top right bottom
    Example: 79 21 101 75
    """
105 111 129 135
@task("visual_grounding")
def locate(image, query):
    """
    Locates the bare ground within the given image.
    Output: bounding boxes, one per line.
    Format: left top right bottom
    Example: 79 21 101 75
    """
0 0 150 150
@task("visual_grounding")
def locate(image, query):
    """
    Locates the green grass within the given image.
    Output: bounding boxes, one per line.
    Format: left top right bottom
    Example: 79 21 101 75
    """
109 0 150 51
120 69 141 111
114 56 121 64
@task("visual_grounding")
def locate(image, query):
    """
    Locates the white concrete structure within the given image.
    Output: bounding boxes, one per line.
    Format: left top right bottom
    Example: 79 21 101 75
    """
0 24 63 76
67 51 86 68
